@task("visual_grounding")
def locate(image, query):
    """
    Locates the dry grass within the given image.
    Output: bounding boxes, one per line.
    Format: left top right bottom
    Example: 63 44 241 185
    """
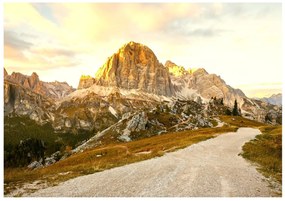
242 125 282 184
4 125 237 195
219 115 282 184
5 115 280 196
219 115 266 128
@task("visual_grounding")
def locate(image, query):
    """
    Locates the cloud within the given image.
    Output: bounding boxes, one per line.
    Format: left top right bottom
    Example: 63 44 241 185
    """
4 45 27 62
31 47 76 57
4 31 33 50
186 28 226 37
3 3 282 91
172 27 226 37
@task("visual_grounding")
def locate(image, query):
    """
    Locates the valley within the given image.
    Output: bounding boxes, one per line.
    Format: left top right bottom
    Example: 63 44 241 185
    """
3 41 282 197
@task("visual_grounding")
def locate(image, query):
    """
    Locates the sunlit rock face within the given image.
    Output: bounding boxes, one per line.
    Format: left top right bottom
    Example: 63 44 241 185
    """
78 75 96 89
94 41 175 96
165 60 189 77
165 60 246 107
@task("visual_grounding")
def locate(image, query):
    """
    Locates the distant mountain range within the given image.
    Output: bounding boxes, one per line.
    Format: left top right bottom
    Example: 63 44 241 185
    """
255 93 282 106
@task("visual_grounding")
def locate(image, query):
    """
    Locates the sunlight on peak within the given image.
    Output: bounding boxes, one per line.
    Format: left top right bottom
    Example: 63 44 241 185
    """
80 75 93 79
168 65 186 76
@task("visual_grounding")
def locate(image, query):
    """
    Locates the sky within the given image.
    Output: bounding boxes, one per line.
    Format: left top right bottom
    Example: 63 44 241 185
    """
3 2 282 98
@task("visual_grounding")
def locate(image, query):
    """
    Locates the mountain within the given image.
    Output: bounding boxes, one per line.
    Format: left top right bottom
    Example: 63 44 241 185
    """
258 93 282 106
79 41 175 96
3 41 282 169
78 42 245 108
165 60 246 106
5 69 75 100
76 41 281 124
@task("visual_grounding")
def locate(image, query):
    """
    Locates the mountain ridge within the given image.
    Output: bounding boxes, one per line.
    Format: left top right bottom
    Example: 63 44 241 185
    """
4 68 75 100
257 93 282 106
78 41 246 107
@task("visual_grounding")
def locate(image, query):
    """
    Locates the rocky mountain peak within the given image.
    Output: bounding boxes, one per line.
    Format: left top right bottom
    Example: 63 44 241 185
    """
94 41 175 96
4 68 8 77
5 70 74 100
29 72 40 89
78 75 96 89
192 68 208 76
165 60 189 77
31 72 39 79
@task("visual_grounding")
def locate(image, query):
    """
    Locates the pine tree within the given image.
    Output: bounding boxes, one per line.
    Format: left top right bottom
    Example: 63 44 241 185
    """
232 99 239 116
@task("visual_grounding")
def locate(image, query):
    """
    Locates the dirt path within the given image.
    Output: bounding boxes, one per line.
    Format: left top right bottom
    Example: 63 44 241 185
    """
28 128 276 197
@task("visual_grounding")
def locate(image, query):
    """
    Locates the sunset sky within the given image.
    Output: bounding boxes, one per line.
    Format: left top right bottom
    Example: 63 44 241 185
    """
3 3 282 98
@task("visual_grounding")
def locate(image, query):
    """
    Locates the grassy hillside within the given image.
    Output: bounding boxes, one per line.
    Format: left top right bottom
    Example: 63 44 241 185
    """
4 114 282 196
4 125 237 195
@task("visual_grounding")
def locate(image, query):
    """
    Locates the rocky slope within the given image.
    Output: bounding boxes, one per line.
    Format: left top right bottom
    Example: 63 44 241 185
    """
5 69 75 100
73 98 225 153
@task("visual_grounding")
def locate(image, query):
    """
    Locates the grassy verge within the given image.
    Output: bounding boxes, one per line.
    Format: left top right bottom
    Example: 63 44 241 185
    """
220 115 282 185
241 125 282 184
219 115 265 127
4 125 237 196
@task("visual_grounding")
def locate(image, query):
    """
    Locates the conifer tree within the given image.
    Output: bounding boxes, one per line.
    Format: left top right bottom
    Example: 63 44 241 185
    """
232 99 239 116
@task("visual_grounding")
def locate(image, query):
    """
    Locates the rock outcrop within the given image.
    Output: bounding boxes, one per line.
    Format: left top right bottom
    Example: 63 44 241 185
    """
5 70 74 100
78 75 96 89
4 68 8 77
94 41 175 96
4 80 55 123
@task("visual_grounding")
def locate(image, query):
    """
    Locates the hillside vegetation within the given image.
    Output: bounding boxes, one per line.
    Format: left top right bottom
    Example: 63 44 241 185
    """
242 125 282 184
4 116 94 167
5 115 282 196
4 124 237 196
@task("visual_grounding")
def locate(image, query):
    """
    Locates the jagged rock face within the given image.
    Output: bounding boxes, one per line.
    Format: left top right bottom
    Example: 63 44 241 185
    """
95 41 175 96
4 80 55 123
189 70 246 106
166 60 246 107
5 70 74 100
78 75 96 89
4 68 8 78
44 81 75 99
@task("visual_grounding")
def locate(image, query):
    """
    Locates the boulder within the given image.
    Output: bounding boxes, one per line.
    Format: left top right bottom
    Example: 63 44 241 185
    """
27 160 43 169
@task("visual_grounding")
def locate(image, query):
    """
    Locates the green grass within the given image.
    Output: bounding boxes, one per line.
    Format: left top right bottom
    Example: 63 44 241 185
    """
242 125 282 184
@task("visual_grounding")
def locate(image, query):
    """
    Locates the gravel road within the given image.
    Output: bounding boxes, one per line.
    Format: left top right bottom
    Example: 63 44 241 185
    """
29 128 276 197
